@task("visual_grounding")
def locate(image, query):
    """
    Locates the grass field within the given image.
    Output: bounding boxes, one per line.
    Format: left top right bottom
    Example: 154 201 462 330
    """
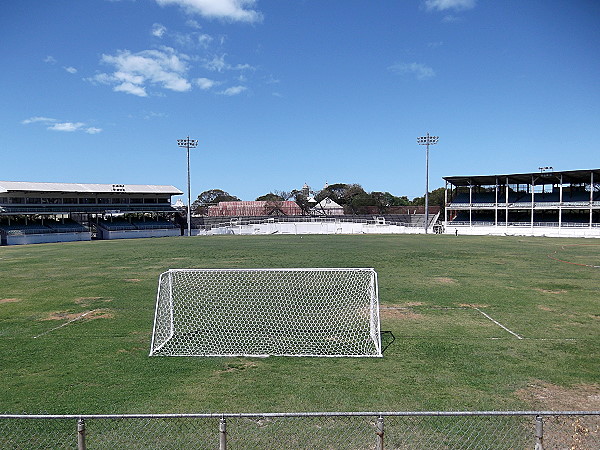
0 234 598 414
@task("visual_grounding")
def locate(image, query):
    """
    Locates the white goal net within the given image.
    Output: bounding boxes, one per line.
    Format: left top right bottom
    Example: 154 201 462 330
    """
150 268 382 357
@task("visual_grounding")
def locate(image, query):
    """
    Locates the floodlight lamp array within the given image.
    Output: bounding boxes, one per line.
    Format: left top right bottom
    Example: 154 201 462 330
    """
177 138 199 148
417 135 439 145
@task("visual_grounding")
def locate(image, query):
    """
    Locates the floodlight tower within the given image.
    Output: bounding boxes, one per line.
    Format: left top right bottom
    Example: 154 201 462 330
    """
177 136 198 236
417 133 439 234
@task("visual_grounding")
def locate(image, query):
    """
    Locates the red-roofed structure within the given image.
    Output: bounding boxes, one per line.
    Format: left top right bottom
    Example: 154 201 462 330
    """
208 201 302 217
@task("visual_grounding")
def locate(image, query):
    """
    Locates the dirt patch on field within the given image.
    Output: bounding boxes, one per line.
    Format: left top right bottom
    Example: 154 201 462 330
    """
535 288 567 294
458 303 489 308
117 347 146 354
0 298 20 304
537 305 554 312
74 297 112 306
516 381 600 410
217 361 259 374
40 309 114 321
125 278 142 282
380 306 422 320
434 277 457 284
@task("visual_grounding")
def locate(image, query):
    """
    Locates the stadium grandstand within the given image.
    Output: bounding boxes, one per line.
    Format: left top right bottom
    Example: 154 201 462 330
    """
0 181 183 245
444 168 600 238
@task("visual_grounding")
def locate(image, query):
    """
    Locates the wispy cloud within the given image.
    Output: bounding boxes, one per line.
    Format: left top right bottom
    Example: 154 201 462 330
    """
64 66 78 74
198 33 213 48
204 54 228 72
44 56 57 64
220 85 247 96
186 19 201 29
389 62 435 80
424 0 476 11
152 23 167 38
22 117 102 134
48 122 86 132
195 77 217 90
22 116 56 125
155 0 262 23
90 47 191 97
203 54 254 72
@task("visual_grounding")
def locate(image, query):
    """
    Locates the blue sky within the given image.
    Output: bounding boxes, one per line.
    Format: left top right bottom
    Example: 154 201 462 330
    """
1 0 599 202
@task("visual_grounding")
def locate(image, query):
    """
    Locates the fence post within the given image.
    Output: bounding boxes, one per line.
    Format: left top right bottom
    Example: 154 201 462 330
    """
77 418 86 450
376 415 384 450
219 416 227 450
534 415 544 450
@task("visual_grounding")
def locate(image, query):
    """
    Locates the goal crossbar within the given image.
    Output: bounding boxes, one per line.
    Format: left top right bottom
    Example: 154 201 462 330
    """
150 268 382 357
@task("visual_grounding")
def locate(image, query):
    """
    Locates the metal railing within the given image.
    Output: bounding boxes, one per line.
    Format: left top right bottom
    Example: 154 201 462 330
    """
1 411 598 449
449 221 600 228
199 215 429 232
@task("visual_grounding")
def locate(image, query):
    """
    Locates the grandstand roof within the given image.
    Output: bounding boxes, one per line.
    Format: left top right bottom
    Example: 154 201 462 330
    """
0 181 182 195
443 168 600 187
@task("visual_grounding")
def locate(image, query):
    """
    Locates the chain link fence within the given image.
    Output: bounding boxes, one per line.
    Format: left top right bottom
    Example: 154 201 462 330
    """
1 411 598 449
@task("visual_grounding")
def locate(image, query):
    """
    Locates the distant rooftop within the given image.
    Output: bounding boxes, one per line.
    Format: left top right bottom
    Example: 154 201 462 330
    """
443 168 600 187
0 181 182 195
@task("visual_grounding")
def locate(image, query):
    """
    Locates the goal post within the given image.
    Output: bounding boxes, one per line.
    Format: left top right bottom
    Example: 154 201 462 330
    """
150 268 382 357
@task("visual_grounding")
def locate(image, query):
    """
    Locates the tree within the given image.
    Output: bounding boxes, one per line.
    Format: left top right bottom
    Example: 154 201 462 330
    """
192 189 240 214
371 192 409 214
428 187 446 212
255 192 285 202
411 187 445 211
290 189 312 215
315 183 348 205
342 184 370 214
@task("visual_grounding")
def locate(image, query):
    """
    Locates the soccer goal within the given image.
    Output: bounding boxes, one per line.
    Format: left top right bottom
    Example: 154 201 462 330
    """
150 268 382 357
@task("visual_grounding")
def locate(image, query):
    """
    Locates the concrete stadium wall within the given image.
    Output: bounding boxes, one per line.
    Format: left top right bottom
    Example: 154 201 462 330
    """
4 232 92 246
200 221 426 236
97 228 181 240
445 225 600 239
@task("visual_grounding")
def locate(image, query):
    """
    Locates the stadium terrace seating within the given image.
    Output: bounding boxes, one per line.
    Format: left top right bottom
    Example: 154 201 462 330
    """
130 219 177 230
97 219 136 231
96 218 177 231
0 223 50 235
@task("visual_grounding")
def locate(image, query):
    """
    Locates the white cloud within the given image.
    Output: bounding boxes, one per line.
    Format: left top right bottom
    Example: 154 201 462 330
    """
64 66 78 74
152 23 167 38
93 47 192 96
198 33 213 48
195 77 217 89
389 62 435 80
185 19 201 29
114 81 148 97
22 116 56 125
424 0 476 12
48 122 85 132
155 0 262 23
22 117 102 134
203 54 254 72
204 54 228 72
220 85 246 96
44 56 57 64
442 14 462 23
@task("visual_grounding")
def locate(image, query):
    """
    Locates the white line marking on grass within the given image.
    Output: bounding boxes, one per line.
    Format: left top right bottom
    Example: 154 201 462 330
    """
33 310 96 339
473 307 523 340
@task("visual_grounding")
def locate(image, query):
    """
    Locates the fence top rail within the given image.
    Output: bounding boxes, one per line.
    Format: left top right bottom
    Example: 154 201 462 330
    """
165 268 376 273
2 411 599 420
